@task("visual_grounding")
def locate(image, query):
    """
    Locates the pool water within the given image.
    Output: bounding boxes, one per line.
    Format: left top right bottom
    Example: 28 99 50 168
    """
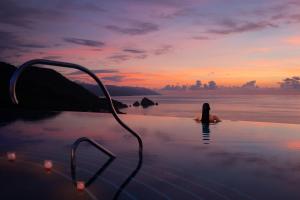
1 111 300 200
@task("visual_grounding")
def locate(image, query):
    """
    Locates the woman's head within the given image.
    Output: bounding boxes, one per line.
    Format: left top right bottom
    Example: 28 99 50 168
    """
201 103 210 123
202 103 210 112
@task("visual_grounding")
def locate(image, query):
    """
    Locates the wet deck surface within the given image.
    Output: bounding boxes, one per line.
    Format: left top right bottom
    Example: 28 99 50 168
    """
0 158 93 200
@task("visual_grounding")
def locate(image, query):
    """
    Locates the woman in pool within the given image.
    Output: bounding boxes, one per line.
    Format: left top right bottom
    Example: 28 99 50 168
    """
196 103 221 123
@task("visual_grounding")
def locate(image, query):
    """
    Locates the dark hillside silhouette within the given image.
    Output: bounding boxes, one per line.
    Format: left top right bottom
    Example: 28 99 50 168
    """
0 62 127 112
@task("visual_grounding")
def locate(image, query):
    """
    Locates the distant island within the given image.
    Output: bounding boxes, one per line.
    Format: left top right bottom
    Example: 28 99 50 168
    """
0 62 129 113
80 83 160 96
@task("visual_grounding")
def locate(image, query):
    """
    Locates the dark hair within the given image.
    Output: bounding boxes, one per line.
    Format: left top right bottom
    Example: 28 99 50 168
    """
201 103 210 123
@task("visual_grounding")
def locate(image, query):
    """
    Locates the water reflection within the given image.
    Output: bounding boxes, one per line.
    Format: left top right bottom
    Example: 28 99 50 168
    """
202 123 210 144
113 144 143 200
0 109 60 127
71 137 116 188
71 137 143 200
3 111 300 200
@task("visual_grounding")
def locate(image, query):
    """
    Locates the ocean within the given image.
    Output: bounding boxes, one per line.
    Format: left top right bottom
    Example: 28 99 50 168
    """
114 94 300 124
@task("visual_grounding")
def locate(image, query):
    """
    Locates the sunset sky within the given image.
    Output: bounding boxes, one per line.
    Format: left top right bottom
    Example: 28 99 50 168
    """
1 0 300 88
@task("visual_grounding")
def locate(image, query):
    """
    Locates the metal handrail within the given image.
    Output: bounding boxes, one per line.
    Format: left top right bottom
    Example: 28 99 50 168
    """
9 59 143 199
71 137 115 187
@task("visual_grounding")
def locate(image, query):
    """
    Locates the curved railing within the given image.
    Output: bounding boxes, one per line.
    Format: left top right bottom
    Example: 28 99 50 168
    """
71 137 116 187
9 59 143 199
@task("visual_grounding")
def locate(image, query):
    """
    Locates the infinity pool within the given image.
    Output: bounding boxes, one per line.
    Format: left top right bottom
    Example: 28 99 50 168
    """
1 111 300 200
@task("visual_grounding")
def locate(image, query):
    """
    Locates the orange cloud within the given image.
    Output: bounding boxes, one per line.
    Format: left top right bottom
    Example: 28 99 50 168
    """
285 36 300 46
247 47 271 53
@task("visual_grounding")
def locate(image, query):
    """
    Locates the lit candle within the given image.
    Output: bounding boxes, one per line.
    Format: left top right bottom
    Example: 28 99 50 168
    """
77 181 85 191
44 160 53 171
7 152 16 161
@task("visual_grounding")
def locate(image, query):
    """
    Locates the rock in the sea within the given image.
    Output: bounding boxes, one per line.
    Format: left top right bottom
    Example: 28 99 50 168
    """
133 101 140 107
141 97 155 108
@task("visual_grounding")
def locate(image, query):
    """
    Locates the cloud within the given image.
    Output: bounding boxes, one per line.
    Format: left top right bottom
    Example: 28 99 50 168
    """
241 80 258 89
285 36 300 45
192 36 211 40
242 80 258 89
63 37 105 47
280 76 300 89
0 0 62 28
204 81 217 89
0 1 105 29
189 80 218 90
208 20 277 35
0 1 39 28
107 53 147 63
135 54 147 59
123 48 146 54
57 1 106 13
267 2 300 22
106 22 159 35
108 54 131 62
189 80 202 90
3 0 300 68
127 0 191 7
157 7 196 19
162 84 187 91
289 14 300 22
0 31 50 59
153 45 173 55
42 56 62 60
162 80 218 91
102 75 124 82
0 31 18 50
206 1 300 36
69 69 119 75
18 44 49 48
43 127 62 132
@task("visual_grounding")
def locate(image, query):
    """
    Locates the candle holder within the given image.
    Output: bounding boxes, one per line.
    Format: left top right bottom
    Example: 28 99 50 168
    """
76 181 85 191
7 152 16 162
44 160 53 172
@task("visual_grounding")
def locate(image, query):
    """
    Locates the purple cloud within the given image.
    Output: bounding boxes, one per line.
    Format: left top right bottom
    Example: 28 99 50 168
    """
18 44 49 48
106 22 159 35
0 0 62 28
108 54 131 62
280 76 300 89
123 48 146 54
0 31 18 50
241 80 258 89
102 75 124 82
208 20 277 35
153 45 172 55
0 31 50 60
69 69 119 75
107 52 148 63
192 36 211 40
63 37 105 47
42 56 63 60
57 1 106 12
